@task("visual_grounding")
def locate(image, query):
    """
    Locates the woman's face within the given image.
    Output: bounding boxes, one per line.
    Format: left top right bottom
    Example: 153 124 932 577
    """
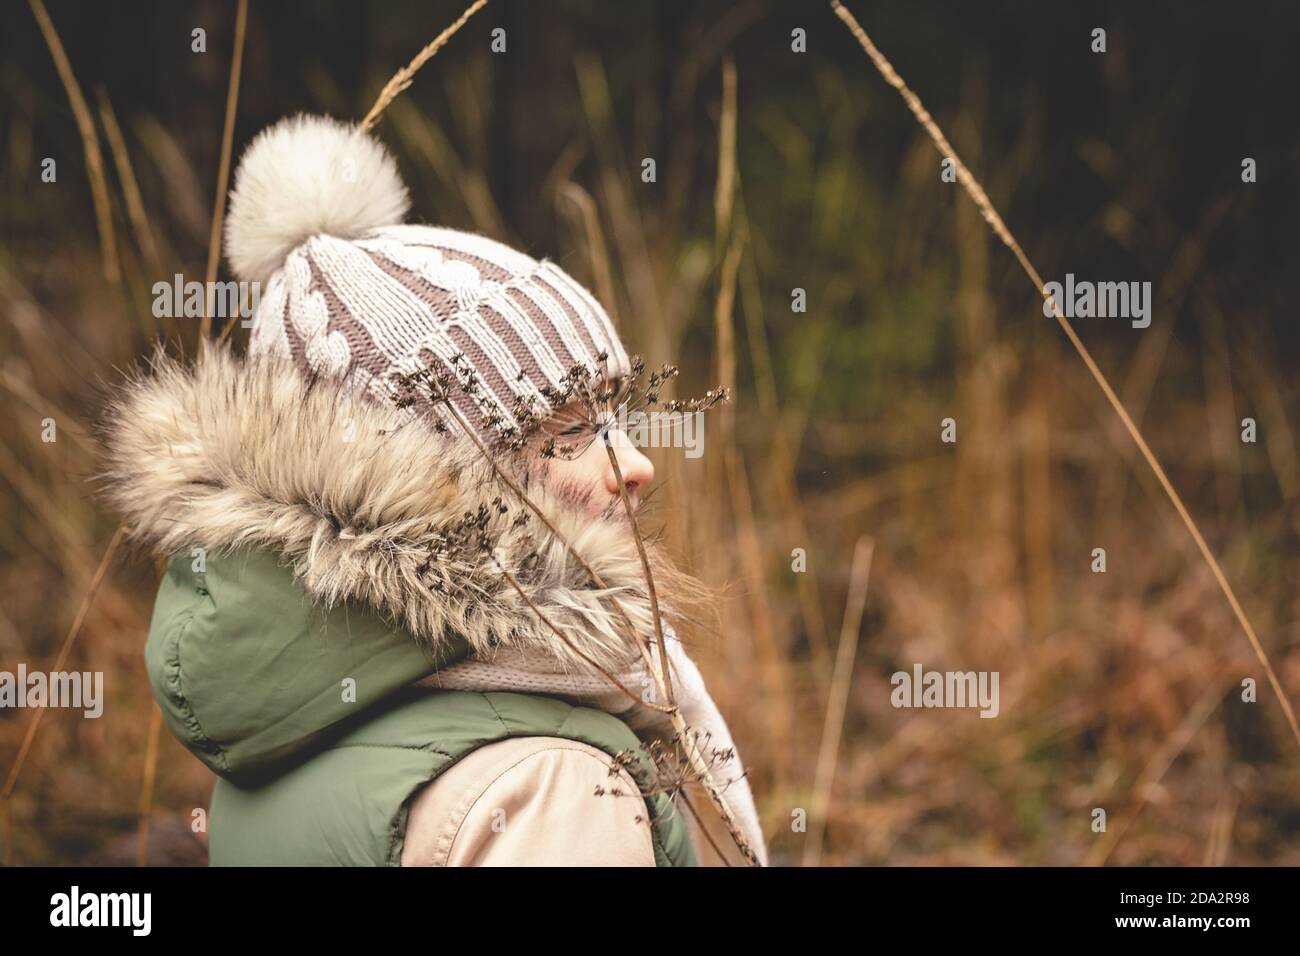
535 401 655 519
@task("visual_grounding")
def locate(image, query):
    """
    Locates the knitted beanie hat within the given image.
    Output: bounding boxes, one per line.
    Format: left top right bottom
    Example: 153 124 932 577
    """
224 114 632 442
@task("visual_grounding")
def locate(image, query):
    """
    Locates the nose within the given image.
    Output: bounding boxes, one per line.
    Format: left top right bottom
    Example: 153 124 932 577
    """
603 428 655 497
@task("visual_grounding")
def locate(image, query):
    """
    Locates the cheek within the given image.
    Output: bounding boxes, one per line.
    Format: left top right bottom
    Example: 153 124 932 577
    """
544 444 608 508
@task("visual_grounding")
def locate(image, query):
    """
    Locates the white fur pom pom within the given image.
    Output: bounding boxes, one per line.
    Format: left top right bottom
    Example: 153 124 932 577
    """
224 114 410 283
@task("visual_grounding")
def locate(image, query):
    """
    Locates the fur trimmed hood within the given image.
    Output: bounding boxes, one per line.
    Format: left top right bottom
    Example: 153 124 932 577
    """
99 345 680 675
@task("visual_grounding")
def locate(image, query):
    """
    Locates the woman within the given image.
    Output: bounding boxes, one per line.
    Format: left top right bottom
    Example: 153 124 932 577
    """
101 115 766 866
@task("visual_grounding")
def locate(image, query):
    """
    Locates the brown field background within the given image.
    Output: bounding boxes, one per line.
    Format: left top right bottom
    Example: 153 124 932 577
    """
2 0 1298 865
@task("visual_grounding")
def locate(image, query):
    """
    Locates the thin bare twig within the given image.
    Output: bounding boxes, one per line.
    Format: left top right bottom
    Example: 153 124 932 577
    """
600 436 760 865
633 616 760 865
602 432 674 707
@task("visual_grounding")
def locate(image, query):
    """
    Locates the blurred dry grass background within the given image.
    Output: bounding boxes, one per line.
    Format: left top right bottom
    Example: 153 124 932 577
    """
2 0 1298 865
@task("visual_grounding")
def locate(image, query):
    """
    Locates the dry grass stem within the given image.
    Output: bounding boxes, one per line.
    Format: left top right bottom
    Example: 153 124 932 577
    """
136 703 163 866
0 525 125 864
360 0 489 132
735 206 833 676
201 0 248 339
714 55 738 250
28 0 120 286
558 182 621 327
723 439 791 768
830 0 1300 751
1085 679 1231 866
0 370 97 457
803 536 873 866
96 87 164 279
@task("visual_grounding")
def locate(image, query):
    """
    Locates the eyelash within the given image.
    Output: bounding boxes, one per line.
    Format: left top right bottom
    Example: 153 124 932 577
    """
551 395 620 440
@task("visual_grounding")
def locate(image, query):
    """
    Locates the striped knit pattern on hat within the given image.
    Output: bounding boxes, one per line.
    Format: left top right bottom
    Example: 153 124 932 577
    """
246 224 632 438
226 115 632 441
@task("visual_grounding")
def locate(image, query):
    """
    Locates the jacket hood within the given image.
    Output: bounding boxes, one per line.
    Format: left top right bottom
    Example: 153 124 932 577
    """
100 345 686 679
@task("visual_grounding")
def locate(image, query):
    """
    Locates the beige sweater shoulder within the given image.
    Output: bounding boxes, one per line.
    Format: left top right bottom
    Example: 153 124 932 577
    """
401 735 658 866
